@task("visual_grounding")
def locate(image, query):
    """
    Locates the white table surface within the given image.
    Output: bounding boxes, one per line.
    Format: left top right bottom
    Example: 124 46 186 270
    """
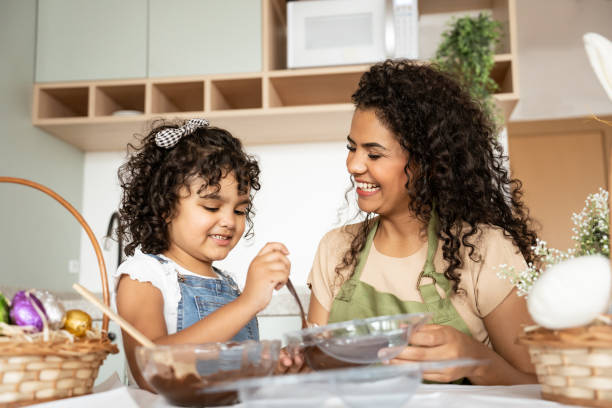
27 373 586 408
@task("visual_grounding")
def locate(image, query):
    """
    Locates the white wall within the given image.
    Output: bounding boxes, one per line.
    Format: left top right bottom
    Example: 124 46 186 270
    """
79 141 357 292
511 0 612 120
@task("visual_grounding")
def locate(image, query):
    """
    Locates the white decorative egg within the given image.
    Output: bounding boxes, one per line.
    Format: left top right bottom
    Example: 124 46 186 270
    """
527 255 611 329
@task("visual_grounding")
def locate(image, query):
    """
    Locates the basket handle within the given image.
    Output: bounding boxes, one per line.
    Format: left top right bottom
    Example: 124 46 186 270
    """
0 177 110 331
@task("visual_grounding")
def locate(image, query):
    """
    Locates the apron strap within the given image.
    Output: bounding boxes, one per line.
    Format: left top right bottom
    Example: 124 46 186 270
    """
417 210 451 301
335 220 378 302
337 210 452 304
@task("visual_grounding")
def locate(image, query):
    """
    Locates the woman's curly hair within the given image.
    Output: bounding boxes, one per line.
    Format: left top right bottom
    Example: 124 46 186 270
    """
118 119 260 257
337 59 538 292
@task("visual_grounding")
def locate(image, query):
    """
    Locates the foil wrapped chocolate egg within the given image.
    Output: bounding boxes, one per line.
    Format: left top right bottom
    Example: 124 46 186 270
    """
33 290 66 330
63 309 92 337
10 291 48 332
0 293 9 324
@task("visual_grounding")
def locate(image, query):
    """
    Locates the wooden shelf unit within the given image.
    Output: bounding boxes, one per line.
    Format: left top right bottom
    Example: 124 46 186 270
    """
33 0 519 151
150 80 205 114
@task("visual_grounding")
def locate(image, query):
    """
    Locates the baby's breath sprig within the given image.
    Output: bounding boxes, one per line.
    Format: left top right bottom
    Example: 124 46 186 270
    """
571 188 609 257
496 188 609 297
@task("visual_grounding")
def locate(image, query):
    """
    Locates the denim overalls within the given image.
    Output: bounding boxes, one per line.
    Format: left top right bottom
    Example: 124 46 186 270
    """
147 254 259 341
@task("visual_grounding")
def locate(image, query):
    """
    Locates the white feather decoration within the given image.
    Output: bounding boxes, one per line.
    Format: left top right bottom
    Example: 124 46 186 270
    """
527 255 611 329
583 32 612 101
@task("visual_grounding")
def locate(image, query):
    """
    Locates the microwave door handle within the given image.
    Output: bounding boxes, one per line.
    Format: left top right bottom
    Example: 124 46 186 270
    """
384 0 396 58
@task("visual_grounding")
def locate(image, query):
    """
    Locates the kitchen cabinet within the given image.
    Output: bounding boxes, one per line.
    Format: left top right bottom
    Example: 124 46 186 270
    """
35 0 147 82
33 0 520 151
148 0 262 77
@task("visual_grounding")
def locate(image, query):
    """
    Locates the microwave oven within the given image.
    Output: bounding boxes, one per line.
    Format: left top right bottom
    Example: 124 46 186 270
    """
287 0 418 69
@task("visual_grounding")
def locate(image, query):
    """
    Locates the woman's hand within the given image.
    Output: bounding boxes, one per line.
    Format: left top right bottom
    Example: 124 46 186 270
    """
384 291 537 385
241 242 291 313
275 347 310 374
386 324 485 383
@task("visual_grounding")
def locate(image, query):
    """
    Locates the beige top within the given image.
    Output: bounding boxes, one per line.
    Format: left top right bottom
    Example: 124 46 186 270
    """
307 222 527 345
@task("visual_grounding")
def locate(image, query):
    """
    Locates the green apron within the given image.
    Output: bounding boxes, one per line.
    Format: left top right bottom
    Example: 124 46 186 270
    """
327 213 472 384
328 213 471 335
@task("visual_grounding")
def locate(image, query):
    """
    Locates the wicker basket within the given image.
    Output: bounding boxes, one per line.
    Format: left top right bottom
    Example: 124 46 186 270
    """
0 177 119 407
519 322 612 408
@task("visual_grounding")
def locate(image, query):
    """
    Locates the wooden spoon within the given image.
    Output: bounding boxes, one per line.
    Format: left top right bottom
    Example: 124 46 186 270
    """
73 283 156 348
286 279 308 329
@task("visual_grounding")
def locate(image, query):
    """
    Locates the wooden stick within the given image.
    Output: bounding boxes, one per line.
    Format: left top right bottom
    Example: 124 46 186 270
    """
72 283 156 349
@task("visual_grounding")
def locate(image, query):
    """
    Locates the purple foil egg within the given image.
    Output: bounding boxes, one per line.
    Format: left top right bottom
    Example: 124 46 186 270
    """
10 291 48 332
12 291 28 304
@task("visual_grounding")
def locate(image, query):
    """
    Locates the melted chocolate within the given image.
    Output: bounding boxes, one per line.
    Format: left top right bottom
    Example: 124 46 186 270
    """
150 372 238 406
149 363 265 406
301 335 392 370
302 345 361 370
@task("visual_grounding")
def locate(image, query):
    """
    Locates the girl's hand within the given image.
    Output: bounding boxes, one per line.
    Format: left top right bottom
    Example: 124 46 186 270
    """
385 324 485 383
241 242 291 312
275 347 309 374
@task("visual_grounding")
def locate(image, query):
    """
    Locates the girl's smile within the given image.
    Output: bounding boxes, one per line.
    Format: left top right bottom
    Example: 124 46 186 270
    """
209 233 233 246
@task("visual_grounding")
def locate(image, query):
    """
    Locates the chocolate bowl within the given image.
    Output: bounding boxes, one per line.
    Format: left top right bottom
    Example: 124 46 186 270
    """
135 340 280 407
285 313 431 370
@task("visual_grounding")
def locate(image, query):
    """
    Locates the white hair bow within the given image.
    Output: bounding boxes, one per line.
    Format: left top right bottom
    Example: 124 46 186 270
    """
154 118 210 148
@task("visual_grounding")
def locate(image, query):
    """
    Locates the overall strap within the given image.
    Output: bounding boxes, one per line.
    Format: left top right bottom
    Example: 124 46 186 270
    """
214 268 240 291
145 253 168 264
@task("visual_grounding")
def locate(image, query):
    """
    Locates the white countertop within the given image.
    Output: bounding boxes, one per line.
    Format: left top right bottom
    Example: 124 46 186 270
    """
26 373 579 408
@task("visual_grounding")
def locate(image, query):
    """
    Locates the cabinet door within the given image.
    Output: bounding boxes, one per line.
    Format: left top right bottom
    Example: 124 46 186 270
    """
508 125 608 251
149 0 262 77
36 0 147 82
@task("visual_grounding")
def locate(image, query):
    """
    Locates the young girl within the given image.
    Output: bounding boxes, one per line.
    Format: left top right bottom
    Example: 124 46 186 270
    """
114 119 292 389
307 60 538 384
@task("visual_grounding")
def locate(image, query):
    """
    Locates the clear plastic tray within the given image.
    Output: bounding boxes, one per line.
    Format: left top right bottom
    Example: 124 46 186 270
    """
208 359 482 408
285 312 431 368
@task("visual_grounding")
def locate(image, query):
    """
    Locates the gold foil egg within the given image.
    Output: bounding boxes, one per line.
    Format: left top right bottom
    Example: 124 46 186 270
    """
63 309 92 336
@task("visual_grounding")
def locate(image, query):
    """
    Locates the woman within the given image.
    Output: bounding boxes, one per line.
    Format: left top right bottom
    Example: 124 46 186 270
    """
307 60 537 385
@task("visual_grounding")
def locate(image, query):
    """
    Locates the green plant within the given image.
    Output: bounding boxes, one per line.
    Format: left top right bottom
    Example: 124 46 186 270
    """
434 13 503 127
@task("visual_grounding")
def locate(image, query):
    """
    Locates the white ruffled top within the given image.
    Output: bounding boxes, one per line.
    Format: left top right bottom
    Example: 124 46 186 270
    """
111 249 219 335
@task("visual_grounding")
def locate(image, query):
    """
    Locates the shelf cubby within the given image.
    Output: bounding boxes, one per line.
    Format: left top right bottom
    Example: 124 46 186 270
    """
268 71 362 107
94 84 145 117
36 87 88 119
210 78 262 111
491 55 513 94
151 81 204 114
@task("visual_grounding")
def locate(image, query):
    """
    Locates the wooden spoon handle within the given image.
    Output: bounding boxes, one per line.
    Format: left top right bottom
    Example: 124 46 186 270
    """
73 283 156 348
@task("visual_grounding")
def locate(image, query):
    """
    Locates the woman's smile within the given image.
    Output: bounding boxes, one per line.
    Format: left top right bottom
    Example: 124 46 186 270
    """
355 180 380 196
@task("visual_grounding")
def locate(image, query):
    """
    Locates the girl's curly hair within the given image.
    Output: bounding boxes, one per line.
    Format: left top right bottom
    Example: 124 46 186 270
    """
337 59 538 292
118 119 260 257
